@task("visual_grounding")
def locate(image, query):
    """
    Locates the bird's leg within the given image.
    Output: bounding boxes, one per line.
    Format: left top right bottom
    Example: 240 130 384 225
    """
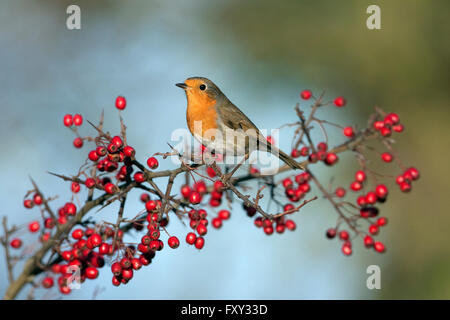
223 153 249 182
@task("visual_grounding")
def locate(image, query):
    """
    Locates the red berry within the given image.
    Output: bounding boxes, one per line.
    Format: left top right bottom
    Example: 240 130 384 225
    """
194 237 205 249
206 166 216 178
364 235 374 248
393 124 404 133
368 224 379 235
112 276 121 287
130 258 142 270
285 220 296 231
33 193 43 205
380 127 391 137
88 234 102 248
96 146 107 157
334 96 346 107
24 199 34 209
335 187 346 198
407 167 420 180
326 228 336 239
115 96 127 110
350 181 362 191
28 221 40 233
355 170 366 182
85 267 99 279
189 191 202 205
291 149 300 158
42 277 54 288
343 126 354 137
85 178 96 189
99 243 110 255
317 142 328 152
73 137 83 148
377 217 388 227
342 244 352 256
71 182 80 193
374 241 386 253
400 182 411 193
299 146 309 157
211 217 222 229
88 150 99 162
218 209 231 220
73 114 83 126
339 230 349 241
65 202 77 216
61 250 73 261
381 152 393 163
282 178 293 188
110 136 123 149
300 90 312 100
71 228 84 240
356 195 366 207
111 262 122 276
375 184 388 198
365 191 378 204
145 200 158 212
122 268 133 280
263 225 274 235
146 157 159 169
10 238 22 249
133 171 145 183
385 113 400 125
63 114 73 127
373 121 384 131
275 224 285 234
123 146 135 158
254 217 263 228
168 236 180 249
104 182 116 194
186 232 196 245
324 152 338 165
196 224 207 236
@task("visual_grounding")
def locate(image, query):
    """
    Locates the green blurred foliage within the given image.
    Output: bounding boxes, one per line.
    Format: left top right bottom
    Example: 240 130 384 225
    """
208 0 450 298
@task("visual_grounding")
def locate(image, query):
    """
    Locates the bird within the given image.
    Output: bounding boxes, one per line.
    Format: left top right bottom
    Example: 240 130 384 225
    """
176 77 304 170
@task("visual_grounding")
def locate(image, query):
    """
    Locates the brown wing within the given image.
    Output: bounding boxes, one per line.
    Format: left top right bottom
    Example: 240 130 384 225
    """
216 100 270 149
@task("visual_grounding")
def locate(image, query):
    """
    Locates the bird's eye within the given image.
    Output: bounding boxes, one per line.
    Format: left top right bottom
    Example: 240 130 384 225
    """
199 84 206 91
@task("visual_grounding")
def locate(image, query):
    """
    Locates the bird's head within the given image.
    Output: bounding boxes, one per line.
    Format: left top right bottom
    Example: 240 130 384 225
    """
176 77 223 106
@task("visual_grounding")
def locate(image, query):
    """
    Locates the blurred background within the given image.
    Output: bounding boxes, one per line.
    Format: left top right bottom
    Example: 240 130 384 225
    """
0 0 449 299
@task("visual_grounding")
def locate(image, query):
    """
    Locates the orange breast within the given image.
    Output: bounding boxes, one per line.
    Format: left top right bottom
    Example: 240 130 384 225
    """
186 96 218 138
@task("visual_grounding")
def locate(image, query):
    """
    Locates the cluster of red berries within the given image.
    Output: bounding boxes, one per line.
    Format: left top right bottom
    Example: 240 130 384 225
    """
325 223 386 256
185 209 208 250
253 214 296 235
44 227 118 294
395 167 420 193
373 112 404 137
107 195 174 287
180 178 224 207
282 172 312 203
291 142 338 166
211 209 231 229
63 114 83 127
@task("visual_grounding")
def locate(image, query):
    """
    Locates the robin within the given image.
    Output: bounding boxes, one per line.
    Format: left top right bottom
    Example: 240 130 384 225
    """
176 77 304 170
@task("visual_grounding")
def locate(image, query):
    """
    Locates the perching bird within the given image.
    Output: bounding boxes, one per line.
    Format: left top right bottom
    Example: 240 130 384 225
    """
176 77 304 170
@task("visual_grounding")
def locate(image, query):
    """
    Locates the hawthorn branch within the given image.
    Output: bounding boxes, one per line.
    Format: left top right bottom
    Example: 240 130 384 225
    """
3 181 135 300
1 217 15 283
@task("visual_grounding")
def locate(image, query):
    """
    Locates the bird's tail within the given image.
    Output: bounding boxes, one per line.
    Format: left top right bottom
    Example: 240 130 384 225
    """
278 149 305 170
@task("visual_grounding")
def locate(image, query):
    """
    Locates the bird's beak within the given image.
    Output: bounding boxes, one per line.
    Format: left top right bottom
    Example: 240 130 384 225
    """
175 83 188 90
